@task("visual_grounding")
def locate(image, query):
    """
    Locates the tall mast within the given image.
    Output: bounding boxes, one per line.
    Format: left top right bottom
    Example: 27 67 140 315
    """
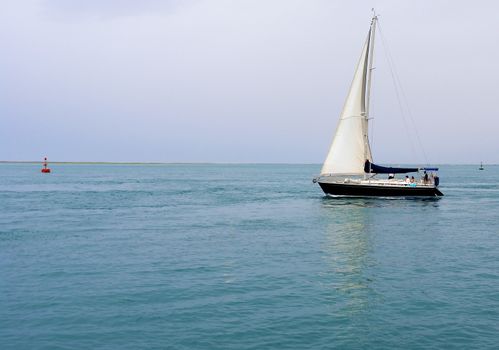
365 14 377 118
363 13 377 176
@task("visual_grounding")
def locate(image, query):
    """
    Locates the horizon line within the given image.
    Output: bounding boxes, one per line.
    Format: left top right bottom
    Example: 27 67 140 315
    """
0 161 496 166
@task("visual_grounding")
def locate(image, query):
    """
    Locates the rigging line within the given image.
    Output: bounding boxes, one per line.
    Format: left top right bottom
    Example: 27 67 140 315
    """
394 67 430 165
376 24 419 164
377 22 430 166
384 41 430 165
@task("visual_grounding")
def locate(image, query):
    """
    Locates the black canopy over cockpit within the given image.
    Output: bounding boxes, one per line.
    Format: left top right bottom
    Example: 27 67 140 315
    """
364 160 419 174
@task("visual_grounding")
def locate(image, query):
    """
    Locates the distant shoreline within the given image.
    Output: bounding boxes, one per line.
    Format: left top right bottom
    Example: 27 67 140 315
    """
0 161 495 165
0 161 320 165
0 161 177 165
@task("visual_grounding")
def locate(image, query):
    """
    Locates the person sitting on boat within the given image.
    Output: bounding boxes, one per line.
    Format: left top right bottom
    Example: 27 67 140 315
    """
388 173 395 179
405 176 410 183
423 171 429 184
410 176 415 183
434 174 440 187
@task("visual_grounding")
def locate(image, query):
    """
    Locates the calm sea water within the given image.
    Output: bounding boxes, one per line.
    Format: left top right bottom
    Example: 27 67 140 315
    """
1 163 498 349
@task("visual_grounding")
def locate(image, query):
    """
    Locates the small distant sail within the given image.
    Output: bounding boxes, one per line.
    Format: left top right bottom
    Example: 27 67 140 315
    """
320 25 374 176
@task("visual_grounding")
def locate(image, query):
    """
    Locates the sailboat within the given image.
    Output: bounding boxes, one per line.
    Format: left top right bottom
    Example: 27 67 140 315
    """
314 14 443 197
479 162 484 170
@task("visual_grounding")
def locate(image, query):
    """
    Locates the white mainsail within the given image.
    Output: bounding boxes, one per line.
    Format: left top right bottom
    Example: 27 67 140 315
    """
320 21 376 176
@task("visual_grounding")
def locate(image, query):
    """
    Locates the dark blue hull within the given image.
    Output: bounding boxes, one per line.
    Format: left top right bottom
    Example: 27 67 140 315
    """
318 182 443 197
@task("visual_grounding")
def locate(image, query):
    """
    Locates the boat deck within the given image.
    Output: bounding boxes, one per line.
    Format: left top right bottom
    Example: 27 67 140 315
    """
344 178 434 188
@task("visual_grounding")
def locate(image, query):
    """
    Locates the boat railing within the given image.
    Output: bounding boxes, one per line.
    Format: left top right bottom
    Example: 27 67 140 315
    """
316 174 439 188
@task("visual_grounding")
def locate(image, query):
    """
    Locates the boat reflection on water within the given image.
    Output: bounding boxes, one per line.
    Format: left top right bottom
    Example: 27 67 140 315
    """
320 199 376 314
318 197 440 314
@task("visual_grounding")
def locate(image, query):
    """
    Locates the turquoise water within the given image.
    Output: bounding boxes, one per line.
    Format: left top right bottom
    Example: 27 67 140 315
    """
1 163 498 349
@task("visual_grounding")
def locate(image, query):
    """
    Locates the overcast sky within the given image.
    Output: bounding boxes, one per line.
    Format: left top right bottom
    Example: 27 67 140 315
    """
1 0 498 164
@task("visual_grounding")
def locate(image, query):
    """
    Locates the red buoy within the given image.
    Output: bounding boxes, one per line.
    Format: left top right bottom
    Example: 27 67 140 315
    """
41 157 51 173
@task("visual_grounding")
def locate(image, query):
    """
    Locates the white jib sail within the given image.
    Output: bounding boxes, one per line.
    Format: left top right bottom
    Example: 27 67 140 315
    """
320 29 373 176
